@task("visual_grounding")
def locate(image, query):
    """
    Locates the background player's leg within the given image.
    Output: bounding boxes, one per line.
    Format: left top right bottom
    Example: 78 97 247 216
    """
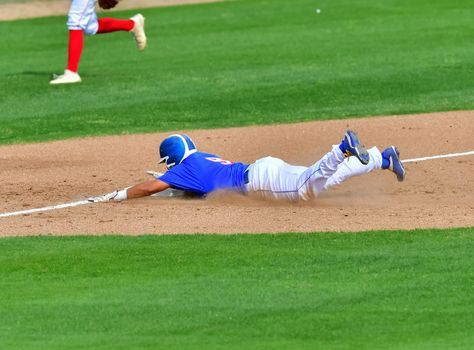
66 30 83 73
97 15 147 51
50 0 96 84
97 18 134 33
323 147 382 190
50 29 84 84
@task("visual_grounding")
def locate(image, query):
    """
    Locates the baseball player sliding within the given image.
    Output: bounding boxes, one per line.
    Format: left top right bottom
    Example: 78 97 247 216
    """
50 0 146 84
88 130 406 203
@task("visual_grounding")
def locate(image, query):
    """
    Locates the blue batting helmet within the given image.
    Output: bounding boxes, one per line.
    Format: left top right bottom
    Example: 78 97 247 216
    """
158 134 197 169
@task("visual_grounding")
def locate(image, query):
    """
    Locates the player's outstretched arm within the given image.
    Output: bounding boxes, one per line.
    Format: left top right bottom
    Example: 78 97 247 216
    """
127 180 171 199
88 179 171 203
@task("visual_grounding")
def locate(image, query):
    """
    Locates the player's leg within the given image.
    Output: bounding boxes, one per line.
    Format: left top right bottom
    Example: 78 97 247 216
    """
51 1 146 84
50 0 96 84
295 144 347 199
246 145 351 201
323 145 406 189
296 130 370 199
97 18 134 33
245 131 368 201
323 147 382 190
97 15 147 51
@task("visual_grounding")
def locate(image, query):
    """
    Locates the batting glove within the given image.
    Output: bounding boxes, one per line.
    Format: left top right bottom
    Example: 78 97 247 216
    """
87 190 118 203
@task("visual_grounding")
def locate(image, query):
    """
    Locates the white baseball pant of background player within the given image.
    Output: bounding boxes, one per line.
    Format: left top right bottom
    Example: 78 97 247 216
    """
68 0 100 35
245 146 382 201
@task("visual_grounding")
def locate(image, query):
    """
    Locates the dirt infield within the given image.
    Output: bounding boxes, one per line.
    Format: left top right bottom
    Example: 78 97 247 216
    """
1 111 473 236
0 0 224 21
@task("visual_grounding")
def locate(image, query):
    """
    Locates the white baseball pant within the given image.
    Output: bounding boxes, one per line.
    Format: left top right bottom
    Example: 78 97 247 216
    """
67 0 99 35
244 146 382 201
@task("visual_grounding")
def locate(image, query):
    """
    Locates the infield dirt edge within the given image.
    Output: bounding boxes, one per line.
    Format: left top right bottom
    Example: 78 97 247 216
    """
1 110 473 236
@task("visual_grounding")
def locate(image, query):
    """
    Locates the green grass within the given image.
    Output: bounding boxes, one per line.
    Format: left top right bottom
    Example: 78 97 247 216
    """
0 0 473 144
1 228 473 349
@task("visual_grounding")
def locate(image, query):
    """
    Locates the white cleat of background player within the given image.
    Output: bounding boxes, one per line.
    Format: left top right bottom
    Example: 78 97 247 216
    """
130 14 147 52
50 69 82 85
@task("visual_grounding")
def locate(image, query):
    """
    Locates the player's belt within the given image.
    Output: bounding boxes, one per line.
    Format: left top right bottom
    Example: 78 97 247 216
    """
243 169 250 184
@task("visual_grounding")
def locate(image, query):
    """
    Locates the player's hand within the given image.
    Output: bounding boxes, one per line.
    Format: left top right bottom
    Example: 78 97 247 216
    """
87 190 119 203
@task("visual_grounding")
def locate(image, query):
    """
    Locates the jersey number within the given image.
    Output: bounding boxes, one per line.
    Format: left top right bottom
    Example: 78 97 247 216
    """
205 157 233 165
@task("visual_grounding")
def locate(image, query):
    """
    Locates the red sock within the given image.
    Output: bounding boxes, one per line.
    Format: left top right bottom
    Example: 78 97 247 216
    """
66 30 84 73
97 18 134 33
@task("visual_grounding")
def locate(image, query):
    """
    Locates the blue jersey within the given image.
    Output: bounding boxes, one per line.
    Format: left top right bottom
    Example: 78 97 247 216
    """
159 152 249 196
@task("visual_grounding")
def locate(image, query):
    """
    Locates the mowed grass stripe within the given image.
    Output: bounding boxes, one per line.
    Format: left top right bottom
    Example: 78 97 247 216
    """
0 227 473 349
1 0 473 144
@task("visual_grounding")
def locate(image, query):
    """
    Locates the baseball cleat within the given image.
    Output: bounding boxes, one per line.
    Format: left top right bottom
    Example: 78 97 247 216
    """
342 130 370 165
49 69 81 85
130 14 147 51
382 146 406 182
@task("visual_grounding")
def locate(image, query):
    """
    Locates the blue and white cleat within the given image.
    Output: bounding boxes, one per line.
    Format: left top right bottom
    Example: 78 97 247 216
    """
382 146 406 182
342 130 370 165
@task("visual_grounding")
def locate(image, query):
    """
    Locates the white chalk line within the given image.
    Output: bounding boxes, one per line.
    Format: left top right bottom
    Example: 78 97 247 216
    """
0 199 92 218
1 150 473 218
401 150 474 163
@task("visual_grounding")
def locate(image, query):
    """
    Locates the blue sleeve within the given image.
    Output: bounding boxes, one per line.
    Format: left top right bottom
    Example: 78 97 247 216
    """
158 165 206 195
159 167 188 190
